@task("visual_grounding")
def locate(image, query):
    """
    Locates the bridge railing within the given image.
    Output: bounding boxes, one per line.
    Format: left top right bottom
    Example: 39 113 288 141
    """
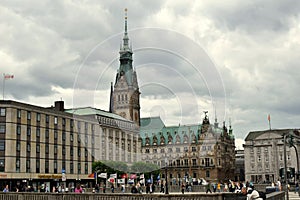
0 191 285 200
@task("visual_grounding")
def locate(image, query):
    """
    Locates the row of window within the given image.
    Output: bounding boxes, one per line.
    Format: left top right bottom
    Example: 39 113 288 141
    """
145 146 198 154
14 125 95 144
251 153 291 163
149 157 216 167
15 109 99 134
15 141 90 157
15 159 89 174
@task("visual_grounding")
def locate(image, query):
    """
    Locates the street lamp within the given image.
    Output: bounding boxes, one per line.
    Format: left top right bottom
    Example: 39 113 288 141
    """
165 157 169 194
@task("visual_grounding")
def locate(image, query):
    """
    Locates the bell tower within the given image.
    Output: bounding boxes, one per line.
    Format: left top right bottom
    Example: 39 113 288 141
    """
110 8 140 126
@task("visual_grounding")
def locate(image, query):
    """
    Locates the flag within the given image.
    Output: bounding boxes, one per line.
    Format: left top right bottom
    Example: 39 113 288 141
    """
121 173 128 179
110 173 117 179
109 178 115 183
4 74 14 79
98 173 107 179
88 173 95 178
117 178 125 184
130 174 137 179
128 179 134 184
139 174 144 179
268 114 270 121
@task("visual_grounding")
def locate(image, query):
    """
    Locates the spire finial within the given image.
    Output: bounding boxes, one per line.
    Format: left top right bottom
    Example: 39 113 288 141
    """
122 8 130 50
124 8 128 33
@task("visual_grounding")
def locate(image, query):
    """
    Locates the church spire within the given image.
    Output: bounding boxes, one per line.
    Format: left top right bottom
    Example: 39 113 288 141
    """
122 8 130 51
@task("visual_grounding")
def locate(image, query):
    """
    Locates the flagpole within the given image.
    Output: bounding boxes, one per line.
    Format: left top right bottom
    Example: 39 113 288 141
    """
268 114 271 130
2 73 5 100
95 172 97 185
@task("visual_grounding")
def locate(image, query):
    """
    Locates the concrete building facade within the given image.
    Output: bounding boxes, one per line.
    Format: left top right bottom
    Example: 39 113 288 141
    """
0 100 140 191
244 129 300 184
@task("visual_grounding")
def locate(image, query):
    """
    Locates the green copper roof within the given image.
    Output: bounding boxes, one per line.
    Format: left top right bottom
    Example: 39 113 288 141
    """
65 107 130 122
140 116 234 146
140 116 165 130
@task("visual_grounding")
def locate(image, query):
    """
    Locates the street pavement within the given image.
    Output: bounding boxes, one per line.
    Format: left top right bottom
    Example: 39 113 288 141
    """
288 192 300 200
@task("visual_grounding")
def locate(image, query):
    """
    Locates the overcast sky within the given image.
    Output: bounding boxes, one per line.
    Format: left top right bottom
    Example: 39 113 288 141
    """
1 0 300 149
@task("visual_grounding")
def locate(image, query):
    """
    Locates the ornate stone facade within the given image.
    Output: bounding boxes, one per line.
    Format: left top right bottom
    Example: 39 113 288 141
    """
110 10 140 126
140 113 236 183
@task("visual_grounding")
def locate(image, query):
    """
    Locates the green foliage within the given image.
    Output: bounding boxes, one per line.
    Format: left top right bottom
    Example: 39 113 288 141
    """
92 160 128 176
92 160 160 181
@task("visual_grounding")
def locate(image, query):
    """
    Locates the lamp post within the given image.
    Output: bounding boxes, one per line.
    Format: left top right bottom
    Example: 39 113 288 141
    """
165 157 169 194
284 133 289 200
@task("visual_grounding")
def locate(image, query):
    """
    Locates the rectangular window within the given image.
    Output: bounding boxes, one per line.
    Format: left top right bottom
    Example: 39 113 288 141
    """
184 147 188 152
70 119 74 128
206 170 210 178
17 109 21 119
70 162 74 174
45 161 49 173
27 127 31 136
0 108 6 116
36 160 40 173
153 149 157 153
78 163 81 174
36 127 40 137
54 145 58 154
46 115 49 123
85 148 88 157
145 149 150 153
176 148 180 153
78 148 81 157
0 159 5 172
192 159 197 166
16 159 20 172
36 144 40 153
62 131 66 141
54 116 58 125
70 133 73 142
184 159 188 166
0 124 5 134
62 146 66 155
54 131 58 139
62 118 66 126
27 111 31 120
85 135 88 144
192 147 197 152
85 163 88 174
70 147 73 156
26 160 30 173
45 144 49 154
77 121 81 133
176 160 180 166
45 129 49 138
27 143 31 152
77 133 81 142
0 140 5 151
17 125 21 135
54 161 57 171
36 113 41 122
16 141 20 151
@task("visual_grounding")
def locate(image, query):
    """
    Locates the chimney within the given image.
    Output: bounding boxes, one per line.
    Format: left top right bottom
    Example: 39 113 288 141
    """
54 101 64 111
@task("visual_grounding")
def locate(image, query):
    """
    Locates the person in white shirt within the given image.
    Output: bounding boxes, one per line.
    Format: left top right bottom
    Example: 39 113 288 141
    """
247 188 263 200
